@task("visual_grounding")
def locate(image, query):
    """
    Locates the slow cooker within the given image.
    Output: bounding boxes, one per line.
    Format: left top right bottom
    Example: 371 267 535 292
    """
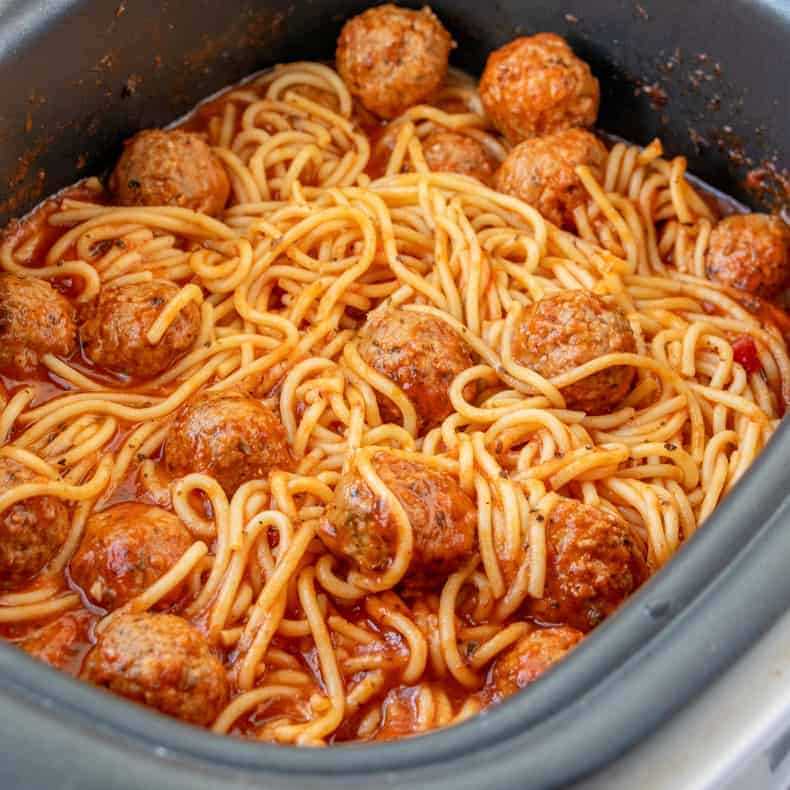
0 1 788 787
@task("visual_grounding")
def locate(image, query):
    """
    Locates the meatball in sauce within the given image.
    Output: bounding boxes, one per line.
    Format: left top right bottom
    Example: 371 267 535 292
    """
110 129 230 216
512 290 636 414
70 503 193 611
163 389 294 496
479 33 599 143
357 308 474 432
79 279 201 379
318 451 477 588
485 626 583 702
0 458 70 592
494 128 607 229
705 213 789 299
336 4 454 119
421 131 497 185
80 612 228 726
0 273 77 376
526 499 647 632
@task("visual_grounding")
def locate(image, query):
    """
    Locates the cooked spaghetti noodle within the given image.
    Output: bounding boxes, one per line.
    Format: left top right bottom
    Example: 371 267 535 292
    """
0 32 787 745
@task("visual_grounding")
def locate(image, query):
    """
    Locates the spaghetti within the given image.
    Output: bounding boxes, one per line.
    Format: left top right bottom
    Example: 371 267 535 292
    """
0 39 787 745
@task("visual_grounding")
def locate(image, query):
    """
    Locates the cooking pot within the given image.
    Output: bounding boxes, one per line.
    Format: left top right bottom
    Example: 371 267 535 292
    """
0 1 788 788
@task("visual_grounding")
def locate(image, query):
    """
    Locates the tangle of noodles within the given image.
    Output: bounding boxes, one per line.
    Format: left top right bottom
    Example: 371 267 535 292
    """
0 61 786 744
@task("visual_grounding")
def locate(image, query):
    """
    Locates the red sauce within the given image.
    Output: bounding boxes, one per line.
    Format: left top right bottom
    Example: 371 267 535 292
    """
732 335 762 374
6 609 97 676
1 182 109 270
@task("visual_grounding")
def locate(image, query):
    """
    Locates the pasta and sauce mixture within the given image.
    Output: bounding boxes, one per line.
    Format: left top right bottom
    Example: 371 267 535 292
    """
0 4 788 744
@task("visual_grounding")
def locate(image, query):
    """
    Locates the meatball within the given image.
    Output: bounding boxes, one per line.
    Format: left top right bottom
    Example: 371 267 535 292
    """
421 131 496 185
79 279 201 378
336 5 454 119
479 33 600 144
526 499 647 632
109 129 230 216
705 213 790 299
70 503 193 611
17 609 95 674
494 129 607 229
163 389 294 496
512 290 636 414
0 273 77 375
0 458 70 591
357 308 474 431
80 612 228 726
318 451 477 587
486 626 583 702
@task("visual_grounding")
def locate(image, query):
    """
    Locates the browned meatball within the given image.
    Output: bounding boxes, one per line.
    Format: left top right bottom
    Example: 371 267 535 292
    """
421 131 497 185
512 290 636 414
705 213 790 299
357 308 474 431
318 451 477 587
79 279 201 378
70 503 193 611
110 129 230 216
0 458 70 591
479 33 600 144
336 5 454 119
81 612 228 726
17 609 95 674
0 273 77 375
526 499 647 632
494 129 607 229
163 389 294 496
486 626 583 702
